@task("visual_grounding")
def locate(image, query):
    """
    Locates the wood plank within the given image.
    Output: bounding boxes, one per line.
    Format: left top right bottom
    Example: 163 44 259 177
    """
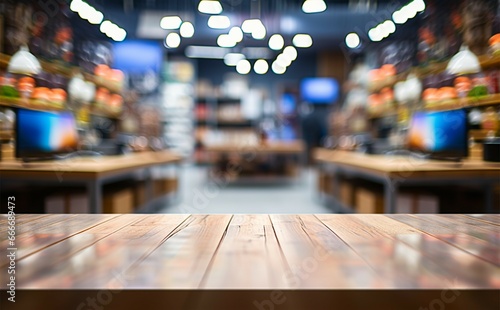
316 214 460 288
323 215 500 288
18 214 191 289
462 215 500 226
387 214 499 266
269 214 383 288
434 215 500 235
0 214 51 233
116 215 233 289
201 215 289 288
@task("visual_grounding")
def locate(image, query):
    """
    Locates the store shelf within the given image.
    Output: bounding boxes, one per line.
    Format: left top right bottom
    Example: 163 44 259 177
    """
368 54 500 94
0 96 65 112
0 96 122 119
424 94 500 111
469 129 497 141
0 53 123 94
216 118 253 127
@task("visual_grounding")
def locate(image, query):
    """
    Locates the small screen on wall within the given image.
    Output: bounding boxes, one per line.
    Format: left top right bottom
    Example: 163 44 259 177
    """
300 78 339 104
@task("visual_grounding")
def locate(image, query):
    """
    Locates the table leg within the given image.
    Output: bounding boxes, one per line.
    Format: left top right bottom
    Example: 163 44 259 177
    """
384 179 397 214
145 167 154 203
87 181 102 213
484 182 494 213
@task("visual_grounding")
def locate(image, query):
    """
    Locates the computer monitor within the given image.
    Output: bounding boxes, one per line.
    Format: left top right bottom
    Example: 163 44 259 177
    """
407 109 468 160
15 109 79 160
300 78 339 104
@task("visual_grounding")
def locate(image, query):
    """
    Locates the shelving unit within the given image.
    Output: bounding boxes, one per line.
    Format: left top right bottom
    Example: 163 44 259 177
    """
367 53 500 93
0 96 122 119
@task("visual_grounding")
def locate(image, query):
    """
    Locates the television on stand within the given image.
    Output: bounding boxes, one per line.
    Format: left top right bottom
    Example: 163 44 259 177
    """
15 109 79 162
407 109 469 161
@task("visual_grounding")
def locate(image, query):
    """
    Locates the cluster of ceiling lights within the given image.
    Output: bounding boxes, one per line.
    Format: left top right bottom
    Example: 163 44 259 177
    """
70 0 126 41
345 0 425 49
164 1 321 75
161 16 195 48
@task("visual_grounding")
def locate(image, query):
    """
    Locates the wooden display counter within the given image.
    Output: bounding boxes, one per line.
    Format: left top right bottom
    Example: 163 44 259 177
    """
1 214 498 290
0 151 182 213
314 148 500 213
204 140 304 181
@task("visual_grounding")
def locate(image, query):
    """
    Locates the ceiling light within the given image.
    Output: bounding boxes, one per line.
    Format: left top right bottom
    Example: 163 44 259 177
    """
160 16 182 29
254 59 269 74
268 34 284 50
409 0 426 13
272 61 286 74
224 53 245 66
100 20 113 34
77 2 95 20
166 32 181 48
87 10 104 25
229 27 243 43
242 19 263 33
345 32 360 49
392 10 408 24
368 28 383 42
236 59 251 74
112 28 127 41
208 15 230 29
251 24 266 40
293 34 313 48
70 0 85 12
185 46 229 59
302 0 327 14
180 22 195 38
276 54 292 67
382 20 396 35
198 0 223 14
283 46 297 60
217 34 236 47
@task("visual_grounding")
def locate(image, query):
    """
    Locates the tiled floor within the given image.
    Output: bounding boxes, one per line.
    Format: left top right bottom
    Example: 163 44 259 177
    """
157 165 332 214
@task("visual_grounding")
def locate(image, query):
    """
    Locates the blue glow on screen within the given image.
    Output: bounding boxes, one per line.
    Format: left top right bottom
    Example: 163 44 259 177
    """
300 78 339 104
112 41 162 74
17 109 78 156
408 110 467 154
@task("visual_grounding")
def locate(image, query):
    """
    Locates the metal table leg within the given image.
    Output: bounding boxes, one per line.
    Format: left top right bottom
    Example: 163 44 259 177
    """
87 180 102 213
484 182 494 213
384 179 397 214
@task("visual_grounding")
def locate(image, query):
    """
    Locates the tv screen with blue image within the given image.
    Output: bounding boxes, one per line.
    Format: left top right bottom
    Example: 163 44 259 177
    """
16 109 79 159
300 78 339 104
408 109 468 158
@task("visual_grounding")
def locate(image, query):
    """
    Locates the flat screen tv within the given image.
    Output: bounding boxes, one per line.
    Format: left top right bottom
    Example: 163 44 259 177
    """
407 109 468 160
15 109 79 160
300 78 339 104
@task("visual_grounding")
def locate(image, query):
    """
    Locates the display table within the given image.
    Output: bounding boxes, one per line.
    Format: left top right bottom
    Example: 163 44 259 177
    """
0 151 182 213
314 149 500 213
204 141 304 182
2 214 498 289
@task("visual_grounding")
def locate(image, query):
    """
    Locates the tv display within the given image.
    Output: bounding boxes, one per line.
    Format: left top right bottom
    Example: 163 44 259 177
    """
300 78 339 104
16 109 79 160
407 109 468 159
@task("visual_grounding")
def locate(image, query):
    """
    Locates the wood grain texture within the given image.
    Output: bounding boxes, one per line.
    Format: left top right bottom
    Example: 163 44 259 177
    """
0 151 182 179
6 214 499 290
313 148 500 178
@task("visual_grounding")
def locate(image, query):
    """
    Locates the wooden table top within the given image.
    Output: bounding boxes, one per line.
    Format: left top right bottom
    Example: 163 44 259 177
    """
314 148 500 179
205 140 304 154
2 214 498 289
0 151 182 179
